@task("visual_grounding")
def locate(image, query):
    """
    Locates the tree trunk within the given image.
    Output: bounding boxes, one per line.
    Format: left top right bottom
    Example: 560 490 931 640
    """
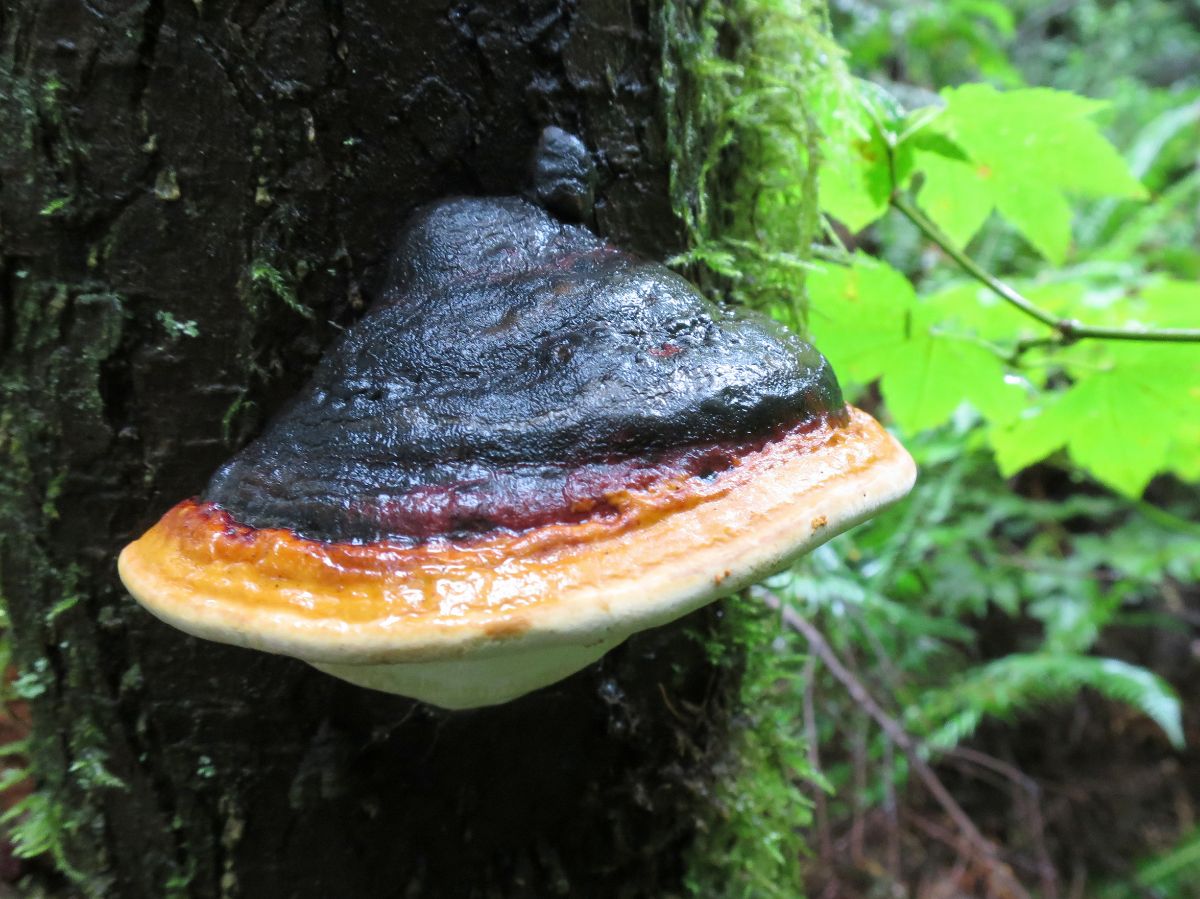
0 2 739 896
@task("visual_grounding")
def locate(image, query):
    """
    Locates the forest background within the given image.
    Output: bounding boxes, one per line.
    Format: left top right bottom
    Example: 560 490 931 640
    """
713 1 1200 896
1 1 1199 897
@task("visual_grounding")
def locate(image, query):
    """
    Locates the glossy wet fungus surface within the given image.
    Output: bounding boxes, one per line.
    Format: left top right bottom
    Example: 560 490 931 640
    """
205 197 846 544
528 126 598 223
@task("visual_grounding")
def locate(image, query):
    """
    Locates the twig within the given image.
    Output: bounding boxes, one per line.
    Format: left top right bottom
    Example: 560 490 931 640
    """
657 682 688 724
850 719 867 865
946 747 1058 899
908 813 1019 898
802 655 833 865
845 603 906 689
890 192 1200 347
883 737 901 882
757 588 1031 899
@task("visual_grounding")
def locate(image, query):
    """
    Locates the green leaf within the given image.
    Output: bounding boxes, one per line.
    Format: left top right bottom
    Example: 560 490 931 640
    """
1060 364 1172 496
934 85 1148 262
914 151 994 247
941 85 1147 199
993 180 1074 264
856 79 909 136
879 332 1021 432
992 339 1199 496
908 129 969 162
1165 416 1200 482
1029 589 1121 655
1138 277 1200 329
989 395 1072 476
818 80 910 232
922 279 1045 347
809 258 1025 431
819 126 891 232
807 255 914 384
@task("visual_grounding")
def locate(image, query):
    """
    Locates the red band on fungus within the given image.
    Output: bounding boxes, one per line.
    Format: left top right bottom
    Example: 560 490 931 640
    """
124 408 907 627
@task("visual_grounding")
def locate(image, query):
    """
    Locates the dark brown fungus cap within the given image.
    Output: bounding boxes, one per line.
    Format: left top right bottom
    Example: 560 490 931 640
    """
119 197 916 709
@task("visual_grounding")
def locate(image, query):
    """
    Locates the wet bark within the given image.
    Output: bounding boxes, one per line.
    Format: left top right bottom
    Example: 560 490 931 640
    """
0 2 735 896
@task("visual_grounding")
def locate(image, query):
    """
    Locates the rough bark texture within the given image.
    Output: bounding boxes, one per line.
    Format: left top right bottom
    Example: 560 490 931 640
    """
0 2 736 896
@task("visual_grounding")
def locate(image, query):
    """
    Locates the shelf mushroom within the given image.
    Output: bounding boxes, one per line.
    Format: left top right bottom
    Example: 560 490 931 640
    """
118 196 916 709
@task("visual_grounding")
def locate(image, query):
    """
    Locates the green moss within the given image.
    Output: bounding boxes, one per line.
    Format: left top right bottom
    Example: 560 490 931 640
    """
685 595 819 898
0 615 97 891
220 390 259 449
38 197 71 217
661 0 848 332
0 277 158 895
163 856 198 898
249 260 313 319
661 2 848 894
155 310 200 339
0 789 88 882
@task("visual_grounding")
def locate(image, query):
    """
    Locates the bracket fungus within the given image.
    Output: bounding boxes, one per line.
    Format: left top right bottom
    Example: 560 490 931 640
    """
119 195 916 709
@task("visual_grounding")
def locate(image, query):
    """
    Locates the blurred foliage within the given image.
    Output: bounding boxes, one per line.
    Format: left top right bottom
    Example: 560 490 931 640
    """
1098 825 1200 898
812 77 1198 497
738 0 1200 895
775 423 1198 748
781 427 1200 893
670 0 1199 890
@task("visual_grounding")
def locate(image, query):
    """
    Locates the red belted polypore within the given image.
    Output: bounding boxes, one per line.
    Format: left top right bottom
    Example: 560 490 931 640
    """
119 196 916 709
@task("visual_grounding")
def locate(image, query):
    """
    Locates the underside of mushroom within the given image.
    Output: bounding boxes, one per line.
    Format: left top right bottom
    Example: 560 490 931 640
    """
118 196 916 709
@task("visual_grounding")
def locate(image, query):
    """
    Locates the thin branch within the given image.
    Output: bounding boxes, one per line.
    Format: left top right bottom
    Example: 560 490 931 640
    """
907 814 1010 894
882 737 901 882
756 588 1031 899
890 192 1200 346
802 655 833 865
945 747 1058 899
849 716 867 866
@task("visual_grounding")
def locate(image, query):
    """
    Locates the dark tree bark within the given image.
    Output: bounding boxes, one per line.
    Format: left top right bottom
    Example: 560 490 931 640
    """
0 2 738 897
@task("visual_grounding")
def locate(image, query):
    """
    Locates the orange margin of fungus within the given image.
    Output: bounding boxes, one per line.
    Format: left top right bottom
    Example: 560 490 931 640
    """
118 407 916 666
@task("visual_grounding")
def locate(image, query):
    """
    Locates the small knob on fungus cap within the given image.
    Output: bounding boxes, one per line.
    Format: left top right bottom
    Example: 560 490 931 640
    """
528 126 597 223
117 195 916 710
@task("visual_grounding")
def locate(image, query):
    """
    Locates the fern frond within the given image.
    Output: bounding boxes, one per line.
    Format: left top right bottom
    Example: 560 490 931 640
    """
917 653 1184 750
